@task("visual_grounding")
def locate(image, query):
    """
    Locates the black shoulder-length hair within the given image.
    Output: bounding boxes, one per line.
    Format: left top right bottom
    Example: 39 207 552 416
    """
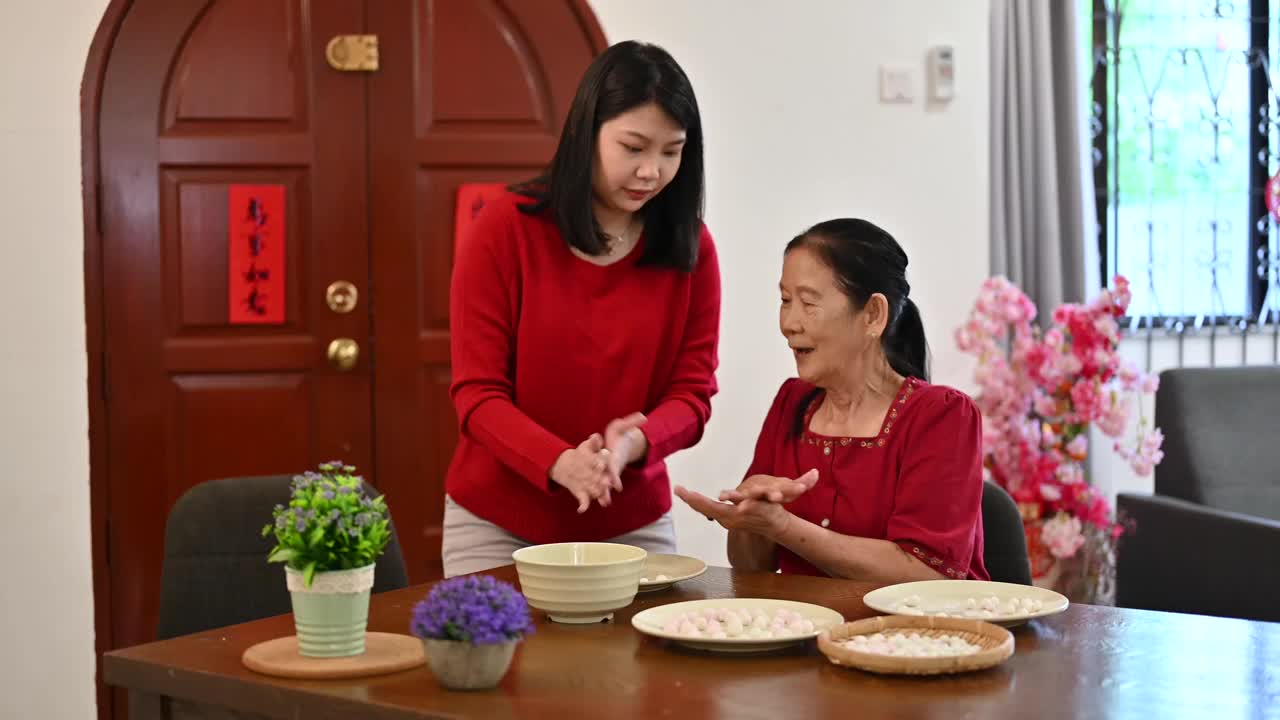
510 40 705 272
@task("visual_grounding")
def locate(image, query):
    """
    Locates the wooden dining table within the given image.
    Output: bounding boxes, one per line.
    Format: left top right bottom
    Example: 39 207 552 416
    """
104 565 1280 720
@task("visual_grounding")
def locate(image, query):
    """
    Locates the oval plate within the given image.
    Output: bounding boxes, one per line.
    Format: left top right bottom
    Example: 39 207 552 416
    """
632 598 844 653
862 580 1068 628
638 553 708 592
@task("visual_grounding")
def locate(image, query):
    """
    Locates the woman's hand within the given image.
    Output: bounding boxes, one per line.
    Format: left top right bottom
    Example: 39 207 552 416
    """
673 485 792 538
717 469 818 504
716 468 814 502
602 412 647 491
550 434 613 513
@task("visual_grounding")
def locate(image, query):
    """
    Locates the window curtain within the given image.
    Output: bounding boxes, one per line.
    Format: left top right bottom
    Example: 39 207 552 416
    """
990 0 1096 315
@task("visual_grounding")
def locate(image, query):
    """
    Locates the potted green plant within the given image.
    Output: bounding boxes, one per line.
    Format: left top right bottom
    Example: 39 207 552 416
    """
410 575 535 690
262 461 391 658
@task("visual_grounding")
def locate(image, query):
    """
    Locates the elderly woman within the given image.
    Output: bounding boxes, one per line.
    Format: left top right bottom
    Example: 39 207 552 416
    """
675 218 989 583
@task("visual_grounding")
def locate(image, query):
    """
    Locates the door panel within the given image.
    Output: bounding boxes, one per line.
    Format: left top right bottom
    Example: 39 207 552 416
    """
162 168 309 328
166 373 314 509
163 0 306 128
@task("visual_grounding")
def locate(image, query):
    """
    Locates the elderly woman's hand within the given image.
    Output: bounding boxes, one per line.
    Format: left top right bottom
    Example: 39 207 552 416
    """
716 469 818 504
673 485 792 538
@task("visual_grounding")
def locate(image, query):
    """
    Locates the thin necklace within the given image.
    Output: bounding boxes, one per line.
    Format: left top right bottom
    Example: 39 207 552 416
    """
603 215 641 254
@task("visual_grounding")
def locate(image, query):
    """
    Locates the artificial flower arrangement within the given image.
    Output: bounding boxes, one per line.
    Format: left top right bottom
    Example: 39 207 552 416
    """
956 276 1164 595
263 461 392 585
262 461 392 657
411 574 535 689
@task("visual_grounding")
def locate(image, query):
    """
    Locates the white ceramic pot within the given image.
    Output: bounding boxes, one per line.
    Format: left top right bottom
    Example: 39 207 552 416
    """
421 638 518 690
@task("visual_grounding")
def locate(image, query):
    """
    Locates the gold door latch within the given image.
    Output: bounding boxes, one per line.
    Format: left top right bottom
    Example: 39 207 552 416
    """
325 35 379 72
327 338 360 371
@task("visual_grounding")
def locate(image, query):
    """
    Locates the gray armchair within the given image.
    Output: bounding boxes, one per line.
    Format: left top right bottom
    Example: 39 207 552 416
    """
1116 366 1280 622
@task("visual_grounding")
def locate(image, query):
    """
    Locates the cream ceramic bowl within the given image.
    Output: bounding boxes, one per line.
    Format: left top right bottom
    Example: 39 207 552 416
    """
512 542 647 624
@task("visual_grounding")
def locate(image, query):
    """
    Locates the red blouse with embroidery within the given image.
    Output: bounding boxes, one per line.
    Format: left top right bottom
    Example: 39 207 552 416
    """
744 377 989 581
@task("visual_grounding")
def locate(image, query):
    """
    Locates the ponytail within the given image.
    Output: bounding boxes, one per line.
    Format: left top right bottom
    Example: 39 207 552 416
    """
884 298 929 382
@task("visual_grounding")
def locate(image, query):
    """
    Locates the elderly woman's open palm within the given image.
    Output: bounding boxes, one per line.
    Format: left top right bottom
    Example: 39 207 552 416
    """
673 469 817 536
717 469 818 504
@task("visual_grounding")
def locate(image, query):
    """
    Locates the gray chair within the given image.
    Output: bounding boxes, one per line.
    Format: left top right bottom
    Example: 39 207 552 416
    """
1116 366 1280 622
982 480 1033 585
156 474 409 639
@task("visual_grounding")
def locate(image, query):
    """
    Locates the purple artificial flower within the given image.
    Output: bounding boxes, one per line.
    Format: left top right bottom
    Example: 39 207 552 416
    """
410 575 534 645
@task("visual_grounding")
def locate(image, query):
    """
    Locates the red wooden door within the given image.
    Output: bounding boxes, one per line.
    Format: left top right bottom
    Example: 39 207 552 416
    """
363 0 606 581
92 2 604 716
99 0 373 661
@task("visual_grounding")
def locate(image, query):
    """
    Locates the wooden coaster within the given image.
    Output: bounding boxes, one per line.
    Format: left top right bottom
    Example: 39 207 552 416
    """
242 632 426 679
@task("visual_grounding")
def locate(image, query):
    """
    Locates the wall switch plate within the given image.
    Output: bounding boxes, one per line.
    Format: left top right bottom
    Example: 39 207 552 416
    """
879 65 914 103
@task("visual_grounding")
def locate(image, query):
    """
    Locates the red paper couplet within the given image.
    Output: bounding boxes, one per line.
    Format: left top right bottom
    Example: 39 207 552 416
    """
454 182 509 250
228 184 286 324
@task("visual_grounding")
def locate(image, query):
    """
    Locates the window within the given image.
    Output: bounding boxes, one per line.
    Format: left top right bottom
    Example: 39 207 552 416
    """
1089 0 1280 328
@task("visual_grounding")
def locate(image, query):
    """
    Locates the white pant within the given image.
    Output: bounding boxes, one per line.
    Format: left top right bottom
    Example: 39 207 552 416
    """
440 495 677 578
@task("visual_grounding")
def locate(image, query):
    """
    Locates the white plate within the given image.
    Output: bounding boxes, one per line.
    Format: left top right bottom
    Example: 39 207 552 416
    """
638 553 707 592
862 580 1068 627
631 598 845 653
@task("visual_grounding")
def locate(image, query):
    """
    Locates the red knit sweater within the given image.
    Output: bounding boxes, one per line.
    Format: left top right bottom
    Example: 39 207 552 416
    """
445 192 721 544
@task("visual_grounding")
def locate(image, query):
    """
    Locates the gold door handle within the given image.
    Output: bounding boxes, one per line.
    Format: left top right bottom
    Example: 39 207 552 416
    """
326 280 359 313
327 338 359 371
325 35 379 72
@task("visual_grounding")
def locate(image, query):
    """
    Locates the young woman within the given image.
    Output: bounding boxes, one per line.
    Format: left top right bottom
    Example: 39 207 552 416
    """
676 219 989 584
442 41 720 577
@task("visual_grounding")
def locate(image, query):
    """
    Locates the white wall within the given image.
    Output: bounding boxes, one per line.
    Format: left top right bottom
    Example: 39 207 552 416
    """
0 0 107 718
589 0 990 566
0 2 989 717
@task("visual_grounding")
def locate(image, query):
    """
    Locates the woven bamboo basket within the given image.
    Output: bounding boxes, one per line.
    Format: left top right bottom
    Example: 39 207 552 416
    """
817 615 1014 676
